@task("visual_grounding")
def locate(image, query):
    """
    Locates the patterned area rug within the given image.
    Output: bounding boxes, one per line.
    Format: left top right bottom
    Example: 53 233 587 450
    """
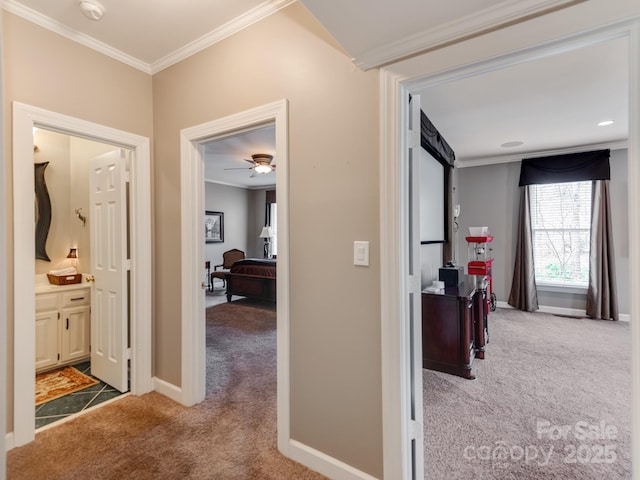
35 366 99 406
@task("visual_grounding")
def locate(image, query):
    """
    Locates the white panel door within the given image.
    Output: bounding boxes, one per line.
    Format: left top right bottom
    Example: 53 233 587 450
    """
407 94 424 478
89 149 129 392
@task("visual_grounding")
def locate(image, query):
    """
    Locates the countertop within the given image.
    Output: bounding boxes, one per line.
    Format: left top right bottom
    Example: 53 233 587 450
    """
35 274 91 294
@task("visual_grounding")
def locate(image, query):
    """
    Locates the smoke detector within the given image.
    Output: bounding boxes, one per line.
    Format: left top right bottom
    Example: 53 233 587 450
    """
79 0 105 21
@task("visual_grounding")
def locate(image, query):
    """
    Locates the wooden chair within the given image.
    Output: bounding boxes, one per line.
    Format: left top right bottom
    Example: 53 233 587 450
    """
210 249 245 289
205 261 212 292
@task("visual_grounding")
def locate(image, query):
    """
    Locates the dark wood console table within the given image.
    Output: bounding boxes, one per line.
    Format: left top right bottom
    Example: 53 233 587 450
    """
421 279 488 379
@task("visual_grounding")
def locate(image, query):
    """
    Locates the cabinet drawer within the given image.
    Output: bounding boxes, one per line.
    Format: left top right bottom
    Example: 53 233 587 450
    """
61 290 90 307
35 293 58 312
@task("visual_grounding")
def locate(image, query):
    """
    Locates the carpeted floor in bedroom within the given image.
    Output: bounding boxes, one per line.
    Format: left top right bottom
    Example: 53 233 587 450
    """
423 308 632 480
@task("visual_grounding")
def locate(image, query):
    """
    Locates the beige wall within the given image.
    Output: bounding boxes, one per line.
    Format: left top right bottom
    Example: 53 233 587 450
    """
3 12 153 432
32 130 116 275
152 3 382 476
3 5 382 476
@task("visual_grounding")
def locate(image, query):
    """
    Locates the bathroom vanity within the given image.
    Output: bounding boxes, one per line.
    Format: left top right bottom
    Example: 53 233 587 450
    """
35 276 91 372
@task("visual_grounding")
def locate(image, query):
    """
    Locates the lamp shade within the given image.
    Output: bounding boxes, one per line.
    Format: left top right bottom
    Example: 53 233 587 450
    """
259 226 273 238
67 248 78 259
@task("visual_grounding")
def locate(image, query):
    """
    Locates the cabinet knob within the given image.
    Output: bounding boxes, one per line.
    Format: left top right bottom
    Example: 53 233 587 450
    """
86 275 95 283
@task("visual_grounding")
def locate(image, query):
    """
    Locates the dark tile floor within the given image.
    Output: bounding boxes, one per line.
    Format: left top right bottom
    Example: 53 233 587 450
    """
35 361 127 429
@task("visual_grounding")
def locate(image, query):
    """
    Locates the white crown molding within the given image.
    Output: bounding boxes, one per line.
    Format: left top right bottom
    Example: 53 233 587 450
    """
456 139 628 168
204 177 275 190
2 0 295 75
2 0 152 74
354 0 581 70
150 0 296 74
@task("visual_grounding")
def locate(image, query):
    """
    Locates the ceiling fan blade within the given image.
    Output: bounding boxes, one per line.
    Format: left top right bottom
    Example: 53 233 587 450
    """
224 167 255 171
249 171 257 178
243 159 255 164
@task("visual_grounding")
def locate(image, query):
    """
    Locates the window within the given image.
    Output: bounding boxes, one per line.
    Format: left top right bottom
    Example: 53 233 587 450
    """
529 181 591 287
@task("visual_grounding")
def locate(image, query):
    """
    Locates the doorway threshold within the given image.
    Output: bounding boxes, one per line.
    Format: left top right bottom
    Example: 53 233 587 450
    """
35 361 130 431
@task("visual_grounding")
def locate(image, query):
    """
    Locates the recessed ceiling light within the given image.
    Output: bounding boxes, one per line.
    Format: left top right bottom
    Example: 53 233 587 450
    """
501 141 524 148
597 120 614 127
79 0 105 21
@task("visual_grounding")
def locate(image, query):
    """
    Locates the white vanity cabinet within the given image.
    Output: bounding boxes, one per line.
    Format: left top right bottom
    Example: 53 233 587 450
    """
35 286 91 372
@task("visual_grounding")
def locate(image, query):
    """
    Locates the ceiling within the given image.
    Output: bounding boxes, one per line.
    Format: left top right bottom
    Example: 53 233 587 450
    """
203 125 276 189
3 0 630 172
2 0 295 72
415 36 628 165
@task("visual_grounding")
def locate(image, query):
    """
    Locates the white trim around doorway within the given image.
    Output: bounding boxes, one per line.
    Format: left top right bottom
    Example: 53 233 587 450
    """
12 102 153 447
179 99 290 448
380 18 640 480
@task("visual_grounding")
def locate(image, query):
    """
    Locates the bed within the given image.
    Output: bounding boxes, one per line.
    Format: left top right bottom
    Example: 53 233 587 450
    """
225 258 276 302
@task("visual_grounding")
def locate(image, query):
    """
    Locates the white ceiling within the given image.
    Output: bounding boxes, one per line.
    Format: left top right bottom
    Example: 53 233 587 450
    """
3 0 630 170
415 37 629 165
299 0 581 69
2 0 294 72
203 125 276 189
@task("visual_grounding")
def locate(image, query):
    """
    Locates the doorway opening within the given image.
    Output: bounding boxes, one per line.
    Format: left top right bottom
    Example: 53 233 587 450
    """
201 124 278 403
381 19 639 480
179 99 292 455
12 103 153 447
32 128 131 429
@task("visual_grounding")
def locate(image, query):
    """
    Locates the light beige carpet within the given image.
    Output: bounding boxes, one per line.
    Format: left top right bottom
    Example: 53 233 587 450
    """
35 366 98 406
9 299 327 480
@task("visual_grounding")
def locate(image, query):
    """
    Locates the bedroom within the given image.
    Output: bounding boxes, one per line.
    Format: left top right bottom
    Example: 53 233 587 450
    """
203 124 277 305
410 29 631 479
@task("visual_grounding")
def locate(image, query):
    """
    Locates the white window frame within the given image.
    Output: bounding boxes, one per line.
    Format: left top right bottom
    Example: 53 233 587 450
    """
530 181 592 291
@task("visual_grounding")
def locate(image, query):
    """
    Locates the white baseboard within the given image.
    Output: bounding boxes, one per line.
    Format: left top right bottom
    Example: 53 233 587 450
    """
152 377 183 403
6 431 15 451
286 439 379 480
496 301 630 321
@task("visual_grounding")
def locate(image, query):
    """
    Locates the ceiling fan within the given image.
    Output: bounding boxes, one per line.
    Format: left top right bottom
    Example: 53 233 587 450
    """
225 153 275 177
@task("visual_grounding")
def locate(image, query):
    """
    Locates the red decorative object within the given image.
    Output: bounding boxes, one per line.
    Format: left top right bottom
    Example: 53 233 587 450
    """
466 235 496 311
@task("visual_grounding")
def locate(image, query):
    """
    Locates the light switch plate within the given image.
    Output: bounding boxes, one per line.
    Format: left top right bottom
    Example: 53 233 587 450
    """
353 241 369 266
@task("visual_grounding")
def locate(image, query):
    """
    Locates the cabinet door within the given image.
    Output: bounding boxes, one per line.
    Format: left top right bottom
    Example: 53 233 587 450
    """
35 310 59 371
61 306 91 363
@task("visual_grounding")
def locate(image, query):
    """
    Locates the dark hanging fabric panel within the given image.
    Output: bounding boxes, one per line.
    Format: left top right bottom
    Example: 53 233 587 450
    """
265 190 276 204
420 111 455 167
518 149 610 186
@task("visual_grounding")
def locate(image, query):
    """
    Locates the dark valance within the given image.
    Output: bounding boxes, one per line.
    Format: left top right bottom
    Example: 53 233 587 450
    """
518 149 610 186
421 111 455 167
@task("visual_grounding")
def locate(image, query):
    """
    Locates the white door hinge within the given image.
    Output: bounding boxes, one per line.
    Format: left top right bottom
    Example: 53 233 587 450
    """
408 128 420 149
408 275 421 294
409 420 422 440
126 348 131 360
125 259 132 271
124 170 131 183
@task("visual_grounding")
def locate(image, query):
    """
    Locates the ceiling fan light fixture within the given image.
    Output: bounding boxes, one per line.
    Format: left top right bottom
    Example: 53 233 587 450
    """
251 153 274 174
79 0 105 21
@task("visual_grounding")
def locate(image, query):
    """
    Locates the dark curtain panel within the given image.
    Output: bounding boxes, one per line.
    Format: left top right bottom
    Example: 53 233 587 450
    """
586 180 619 320
519 149 610 186
265 189 276 225
508 186 539 311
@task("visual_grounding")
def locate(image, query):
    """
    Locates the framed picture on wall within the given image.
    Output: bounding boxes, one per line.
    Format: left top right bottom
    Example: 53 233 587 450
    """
205 211 224 243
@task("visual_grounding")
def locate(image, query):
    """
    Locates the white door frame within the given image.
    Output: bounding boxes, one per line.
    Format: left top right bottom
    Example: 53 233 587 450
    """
12 102 153 447
381 20 640 480
179 100 290 453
